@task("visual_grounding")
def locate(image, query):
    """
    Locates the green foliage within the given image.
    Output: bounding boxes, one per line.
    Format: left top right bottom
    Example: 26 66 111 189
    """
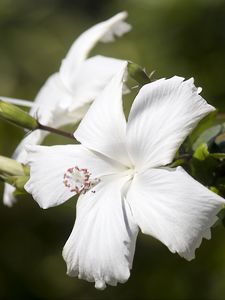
189 111 218 146
172 112 225 198
192 124 222 151
215 131 225 152
215 207 225 227
191 143 218 186
188 142 225 196
193 143 209 160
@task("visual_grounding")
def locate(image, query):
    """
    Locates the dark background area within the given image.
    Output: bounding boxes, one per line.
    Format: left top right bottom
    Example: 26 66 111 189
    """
1 0 225 299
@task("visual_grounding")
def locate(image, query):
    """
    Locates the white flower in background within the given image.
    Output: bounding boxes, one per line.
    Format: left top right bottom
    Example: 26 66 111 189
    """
25 62 225 290
2 11 131 206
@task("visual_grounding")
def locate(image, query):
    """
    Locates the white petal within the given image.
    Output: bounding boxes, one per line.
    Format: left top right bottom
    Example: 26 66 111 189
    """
31 72 95 129
0 96 34 107
127 166 225 261
63 176 138 290
15 131 45 162
3 183 16 207
30 73 72 126
59 12 131 87
25 145 126 209
66 55 128 109
74 62 131 167
127 77 215 171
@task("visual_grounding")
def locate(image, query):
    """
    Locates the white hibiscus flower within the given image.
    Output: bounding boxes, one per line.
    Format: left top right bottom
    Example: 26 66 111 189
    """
25 62 225 290
2 12 131 206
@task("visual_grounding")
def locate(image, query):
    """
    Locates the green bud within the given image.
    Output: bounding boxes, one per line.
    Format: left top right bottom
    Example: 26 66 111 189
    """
0 174 29 191
127 62 151 86
0 155 25 176
0 100 38 130
0 155 30 193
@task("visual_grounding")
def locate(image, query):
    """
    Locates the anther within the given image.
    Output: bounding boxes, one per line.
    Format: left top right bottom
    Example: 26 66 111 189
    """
63 166 100 194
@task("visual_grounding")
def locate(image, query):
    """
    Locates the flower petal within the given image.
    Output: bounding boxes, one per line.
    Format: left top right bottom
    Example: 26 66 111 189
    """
66 55 128 110
30 73 72 126
63 175 138 290
25 145 125 209
0 96 34 107
127 77 215 171
3 183 16 207
127 166 225 260
59 12 131 87
74 62 131 167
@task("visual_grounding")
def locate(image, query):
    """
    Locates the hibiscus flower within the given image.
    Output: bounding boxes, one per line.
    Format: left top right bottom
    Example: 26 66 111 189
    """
25 62 225 289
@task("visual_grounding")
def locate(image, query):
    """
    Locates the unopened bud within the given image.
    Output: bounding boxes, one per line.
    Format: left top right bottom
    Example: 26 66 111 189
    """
0 155 25 176
0 100 38 130
127 62 151 86
0 174 29 191
0 155 30 192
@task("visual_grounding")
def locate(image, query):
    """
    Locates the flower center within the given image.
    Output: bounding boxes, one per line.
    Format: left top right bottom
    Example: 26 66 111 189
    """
63 166 100 194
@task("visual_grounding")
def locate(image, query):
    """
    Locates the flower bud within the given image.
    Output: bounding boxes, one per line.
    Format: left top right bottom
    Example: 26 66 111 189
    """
0 155 25 176
0 174 29 192
0 100 38 130
0 156 30 192
127 62 151 86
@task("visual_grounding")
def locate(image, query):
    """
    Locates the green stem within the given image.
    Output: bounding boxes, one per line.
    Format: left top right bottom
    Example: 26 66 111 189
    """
37 122 75 140
176 153 192 160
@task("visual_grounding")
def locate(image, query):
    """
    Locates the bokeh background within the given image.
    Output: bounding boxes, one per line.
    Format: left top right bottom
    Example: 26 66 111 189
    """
1 0 225 299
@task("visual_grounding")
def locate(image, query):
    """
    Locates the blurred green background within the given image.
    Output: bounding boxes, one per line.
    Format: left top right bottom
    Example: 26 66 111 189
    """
1 0 225 299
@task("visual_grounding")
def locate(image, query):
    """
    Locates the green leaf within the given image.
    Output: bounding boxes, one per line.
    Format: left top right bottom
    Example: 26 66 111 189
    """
192 124 222 151
215 207 225 228
191 143 217 185
191 143 225 187
210 186 220 194
193 143 209 160
127 62 151 86
193 143 225 160
189 111 217 146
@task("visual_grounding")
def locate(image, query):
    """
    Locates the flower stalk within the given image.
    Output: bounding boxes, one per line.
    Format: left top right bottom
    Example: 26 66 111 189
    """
37 122 75 140
0 100 76 140
0 100 38 130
